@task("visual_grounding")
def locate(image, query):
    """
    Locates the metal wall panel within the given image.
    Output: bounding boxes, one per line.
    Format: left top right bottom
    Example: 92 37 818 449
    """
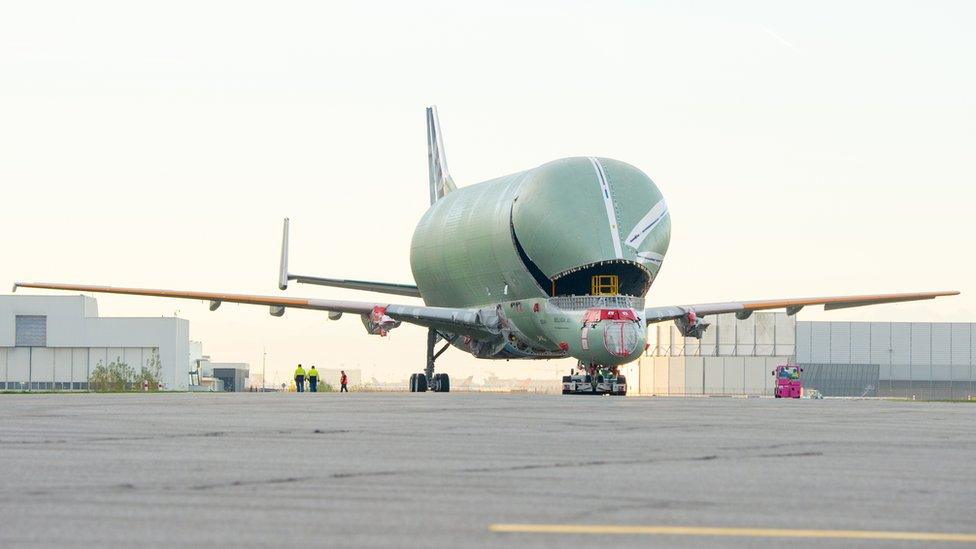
669 356 686 394
911 323 931 366
950 323 971 366
951 362 972 382
775 314 796 356
649 325 664 356
931 365 951 383
683 334 700 356
743 357 766 395
72 348 88 384
931 324 952 365
639 358 655 394
735 317 755 356
755 314 775 356
717 315 737 356
795 322 812 363
850 323 872 364
889 362 911 380
811 323 830 363
800 363 879 396
669 325 685 356
704 357 725 393
829 323 851 364
724 357 745 394
890 324 911 365
106 348 124 366
31 348 54 384
685 357 704 394
7 348 29 382
54 348 72 382
124 347 144 372
89 347 107 370
869 323 891 365
869 323 891 379
653 356 670 394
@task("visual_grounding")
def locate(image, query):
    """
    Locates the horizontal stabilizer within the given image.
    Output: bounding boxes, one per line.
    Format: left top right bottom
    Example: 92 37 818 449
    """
289 275 421 298
278 217 420 297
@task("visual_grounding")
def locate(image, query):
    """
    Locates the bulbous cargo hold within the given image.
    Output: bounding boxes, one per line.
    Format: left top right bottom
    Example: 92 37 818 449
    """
410 157 670 307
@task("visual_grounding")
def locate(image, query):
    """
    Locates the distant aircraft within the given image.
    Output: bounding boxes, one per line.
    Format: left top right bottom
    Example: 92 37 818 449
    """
15 107 959 393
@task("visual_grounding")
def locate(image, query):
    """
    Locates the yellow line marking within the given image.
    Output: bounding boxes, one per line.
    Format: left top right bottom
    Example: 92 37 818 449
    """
489 524 976 543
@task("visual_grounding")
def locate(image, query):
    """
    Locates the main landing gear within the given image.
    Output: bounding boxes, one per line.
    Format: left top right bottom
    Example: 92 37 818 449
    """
409 328 457 392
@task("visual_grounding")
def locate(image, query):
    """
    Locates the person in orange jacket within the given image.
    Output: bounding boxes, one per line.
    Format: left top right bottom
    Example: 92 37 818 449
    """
339 370 348 393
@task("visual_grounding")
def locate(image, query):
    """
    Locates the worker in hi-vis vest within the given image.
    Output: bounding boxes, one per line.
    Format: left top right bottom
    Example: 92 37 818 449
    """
307 365 319 392
294 364 306 393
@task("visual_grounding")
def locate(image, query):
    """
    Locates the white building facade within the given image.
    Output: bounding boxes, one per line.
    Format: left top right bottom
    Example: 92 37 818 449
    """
638 313 976 399
0 296 189 391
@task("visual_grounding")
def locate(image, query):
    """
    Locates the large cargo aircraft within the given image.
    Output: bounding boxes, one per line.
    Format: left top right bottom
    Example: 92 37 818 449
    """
15 107 958 392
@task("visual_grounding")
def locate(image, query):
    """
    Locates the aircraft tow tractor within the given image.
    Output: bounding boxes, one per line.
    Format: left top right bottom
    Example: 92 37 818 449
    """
773 364 803 398
562 364 627 396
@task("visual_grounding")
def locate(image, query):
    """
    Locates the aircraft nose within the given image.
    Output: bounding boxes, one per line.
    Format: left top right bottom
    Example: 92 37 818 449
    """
574 310 646 366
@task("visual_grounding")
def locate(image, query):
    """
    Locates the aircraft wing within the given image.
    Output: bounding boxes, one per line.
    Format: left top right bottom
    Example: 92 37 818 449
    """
12 282 492 338
644 291 960 323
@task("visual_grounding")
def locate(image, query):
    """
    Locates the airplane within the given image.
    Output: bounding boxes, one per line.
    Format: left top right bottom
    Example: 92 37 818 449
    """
14 107 959 393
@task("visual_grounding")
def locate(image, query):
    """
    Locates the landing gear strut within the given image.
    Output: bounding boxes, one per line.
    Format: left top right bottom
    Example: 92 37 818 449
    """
409 328 457 392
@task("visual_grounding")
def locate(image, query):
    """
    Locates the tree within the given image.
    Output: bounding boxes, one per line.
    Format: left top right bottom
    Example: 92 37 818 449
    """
88 355 146 392
133 349 163 391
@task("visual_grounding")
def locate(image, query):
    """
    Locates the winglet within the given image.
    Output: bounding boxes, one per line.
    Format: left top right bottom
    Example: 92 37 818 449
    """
426 106 456 205
278 218 290 291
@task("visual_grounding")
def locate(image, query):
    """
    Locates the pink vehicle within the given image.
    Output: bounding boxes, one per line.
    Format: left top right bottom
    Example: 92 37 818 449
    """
772 365 803 399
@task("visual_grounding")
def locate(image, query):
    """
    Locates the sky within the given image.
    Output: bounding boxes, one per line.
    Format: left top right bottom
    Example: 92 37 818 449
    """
1 0 974 385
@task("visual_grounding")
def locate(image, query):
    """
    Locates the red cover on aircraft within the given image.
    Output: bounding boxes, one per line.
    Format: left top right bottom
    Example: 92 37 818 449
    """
582 308 637 323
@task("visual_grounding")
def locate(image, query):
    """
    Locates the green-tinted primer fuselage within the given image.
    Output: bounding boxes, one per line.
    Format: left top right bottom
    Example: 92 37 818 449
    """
409 157 670 367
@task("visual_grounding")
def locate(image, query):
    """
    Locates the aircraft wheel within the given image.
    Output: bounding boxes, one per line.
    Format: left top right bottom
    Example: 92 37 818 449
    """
434 373 450 393
410 373 429 392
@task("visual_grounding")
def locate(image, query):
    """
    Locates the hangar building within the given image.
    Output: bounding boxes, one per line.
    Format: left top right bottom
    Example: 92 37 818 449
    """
635 312 975 400
0 295 189 391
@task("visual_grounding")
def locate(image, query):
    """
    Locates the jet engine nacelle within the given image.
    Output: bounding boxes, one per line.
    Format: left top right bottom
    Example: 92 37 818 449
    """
674 310 710 339
361 306 401 336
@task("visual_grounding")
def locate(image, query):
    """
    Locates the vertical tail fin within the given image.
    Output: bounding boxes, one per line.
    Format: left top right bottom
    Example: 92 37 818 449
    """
426 106 456 204
278 218 290 290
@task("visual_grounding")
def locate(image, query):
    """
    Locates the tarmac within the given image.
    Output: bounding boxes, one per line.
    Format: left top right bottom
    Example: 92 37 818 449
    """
1 392 974 548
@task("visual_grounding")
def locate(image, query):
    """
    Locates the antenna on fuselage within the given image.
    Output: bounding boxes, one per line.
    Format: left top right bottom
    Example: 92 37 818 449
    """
426 106 456 205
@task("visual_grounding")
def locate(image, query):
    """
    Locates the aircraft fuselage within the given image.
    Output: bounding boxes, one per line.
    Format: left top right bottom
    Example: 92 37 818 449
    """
410 156 669 366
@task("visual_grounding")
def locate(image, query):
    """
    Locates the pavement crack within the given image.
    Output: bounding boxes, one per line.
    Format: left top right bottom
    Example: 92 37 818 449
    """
190 476 303 491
